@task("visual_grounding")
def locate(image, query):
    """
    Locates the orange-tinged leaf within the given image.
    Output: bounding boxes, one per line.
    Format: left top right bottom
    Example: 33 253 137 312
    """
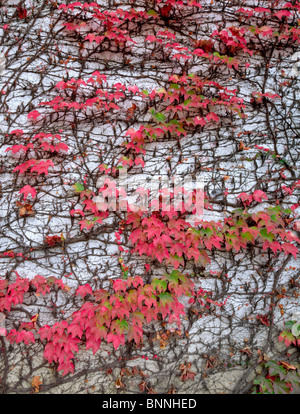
115 377 125 389
16 201 35 217
31 313 39 328
31 376 42 393
279 361 297 370
239 141 250 151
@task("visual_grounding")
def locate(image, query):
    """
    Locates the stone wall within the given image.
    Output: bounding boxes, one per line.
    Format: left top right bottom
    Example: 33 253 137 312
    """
0 0 299 394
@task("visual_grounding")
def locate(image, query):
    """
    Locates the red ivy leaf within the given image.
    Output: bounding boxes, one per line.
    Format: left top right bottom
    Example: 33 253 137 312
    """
17 6 27 19
76 284 93 298
160 4 172 18
253 190 268 202
31 160 54 175
281 243 298 259
19 185 36 200
28 110 41 120
256 314 270 326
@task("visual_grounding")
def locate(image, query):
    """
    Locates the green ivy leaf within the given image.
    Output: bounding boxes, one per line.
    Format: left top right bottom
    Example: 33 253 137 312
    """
154 112 166 122
73 182 84 193
272 380 290 394
167 270 185 284
253 376 273 394
286 371 300 391
151 278 167 293
285 320 296 329
147 9 158 16
265 360 287 381
183 99 192 106
260 228 275 241
158 292 174 306
242 231 254 241
291 322 300 337
118 318 129 330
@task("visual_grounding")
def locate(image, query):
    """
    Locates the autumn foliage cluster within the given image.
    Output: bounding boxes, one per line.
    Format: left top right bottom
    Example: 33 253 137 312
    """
0 0 300 393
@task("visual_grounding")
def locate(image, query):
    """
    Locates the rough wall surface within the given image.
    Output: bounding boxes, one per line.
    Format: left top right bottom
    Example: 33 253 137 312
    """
0 0 299 394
